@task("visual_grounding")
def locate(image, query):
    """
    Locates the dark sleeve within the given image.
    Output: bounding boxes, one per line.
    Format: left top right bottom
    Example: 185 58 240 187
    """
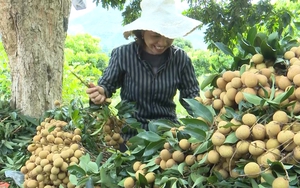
178 53 200 115
98 48 124 98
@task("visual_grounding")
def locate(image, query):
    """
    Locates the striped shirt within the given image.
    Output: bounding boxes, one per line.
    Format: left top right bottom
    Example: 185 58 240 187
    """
98 42 200 139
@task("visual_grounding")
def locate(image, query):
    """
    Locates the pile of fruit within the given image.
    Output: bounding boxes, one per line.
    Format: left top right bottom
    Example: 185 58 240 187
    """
103 117 124 150
196 45 300 187
17 43 300 188
119 45 300 188
20 118 84 188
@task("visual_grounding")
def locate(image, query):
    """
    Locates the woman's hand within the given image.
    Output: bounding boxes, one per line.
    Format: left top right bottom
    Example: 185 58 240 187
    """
86 84 107 104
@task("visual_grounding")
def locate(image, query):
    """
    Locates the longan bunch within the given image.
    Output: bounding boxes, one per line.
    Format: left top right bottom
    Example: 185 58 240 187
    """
21 118 84 188
103 116 124 149
206 110 300 180
123 161 156 188
203 45 300 115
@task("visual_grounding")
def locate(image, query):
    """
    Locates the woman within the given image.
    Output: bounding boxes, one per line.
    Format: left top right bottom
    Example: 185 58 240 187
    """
86 0 201 141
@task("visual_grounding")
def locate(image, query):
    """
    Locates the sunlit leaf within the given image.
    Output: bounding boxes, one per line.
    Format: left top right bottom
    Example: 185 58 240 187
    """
243 93 263 106
247 26 257 45
260 172 275 185
180 118 210 131
272 86 294 104
183 98 214 124
224 132 238 144
148 119 175 132
261 40 277 60
200 74 219 90
67 165 86 178
143 140 165 157
136 131 162 142
213 42 234 57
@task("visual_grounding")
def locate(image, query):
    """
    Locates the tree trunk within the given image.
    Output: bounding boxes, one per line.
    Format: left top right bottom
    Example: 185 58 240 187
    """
0 0 71 118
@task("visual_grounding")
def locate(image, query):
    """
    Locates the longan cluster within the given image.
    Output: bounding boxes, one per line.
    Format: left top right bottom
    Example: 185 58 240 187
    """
157 140 198 170
123 161 156 188
202 110 300 181
202 45 300 115
123 133 201 188
194 45 300 185
103 117 124 149
21 118 84 188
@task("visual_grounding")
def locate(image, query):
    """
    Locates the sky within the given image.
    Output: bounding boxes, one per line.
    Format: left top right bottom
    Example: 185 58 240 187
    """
69 0 207 50
70 0 189 20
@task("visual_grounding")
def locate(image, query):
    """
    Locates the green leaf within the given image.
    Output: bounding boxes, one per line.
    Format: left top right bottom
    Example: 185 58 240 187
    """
254 32 268 47
250 178 259 188
95 153 103 167
69 174 78 185
247 26 257 46
67 165 86 178
267 32 279 48
137 173 148 186
100 166 116 187
183 98 214 124
180 118 210 131
192 176 206 188
143 140 165 157
87 161 99 173
86 177 94 188
243 93 263 106
272 86 294 104
182 126 206 141
148 119 175 132
178 162 185 176
200 74 219 90
213 42 234 57
260 172 275 185
224 132 238 144
193 141 211 154
238 34 256 55
261 40 277 60
136 131 162 142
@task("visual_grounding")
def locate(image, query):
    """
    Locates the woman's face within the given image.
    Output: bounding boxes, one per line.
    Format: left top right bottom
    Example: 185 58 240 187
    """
142 31 174 55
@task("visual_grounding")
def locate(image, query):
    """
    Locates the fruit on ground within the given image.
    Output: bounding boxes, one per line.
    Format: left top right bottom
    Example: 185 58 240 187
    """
236 140 250 154
172 150 185 163
249 140 265 156
265 121 281 138
252 53 264 64
124 177 135 188
244 162 261 178
293 146 300 160
179 139 190 150
272 177 289 188
207 150 220 164
277 130 294 143
260 153 276 167
145 172 156 183
235 125 251 140
218 145 234 158
242 113 257 126
272 110 289 124
252 124 266 140
133 161 142 172
166 158 176 168
160 149 171 161
211 132 225 146
185 155 196 166
293 132 300 146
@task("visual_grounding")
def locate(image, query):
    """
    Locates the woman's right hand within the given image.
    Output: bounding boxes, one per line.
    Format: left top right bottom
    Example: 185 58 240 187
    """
86 84 107 105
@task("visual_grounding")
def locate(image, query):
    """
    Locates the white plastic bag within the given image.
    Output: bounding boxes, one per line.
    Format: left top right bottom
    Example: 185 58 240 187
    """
72 0 87 10
4 170 24 186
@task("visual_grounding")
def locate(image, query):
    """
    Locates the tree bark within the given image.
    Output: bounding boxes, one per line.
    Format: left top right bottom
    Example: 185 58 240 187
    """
0 0 71 118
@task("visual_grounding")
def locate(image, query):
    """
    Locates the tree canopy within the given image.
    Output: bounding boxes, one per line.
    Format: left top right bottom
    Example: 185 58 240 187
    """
93 0 300 50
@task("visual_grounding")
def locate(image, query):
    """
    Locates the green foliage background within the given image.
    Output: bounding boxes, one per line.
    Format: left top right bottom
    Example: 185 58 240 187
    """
0 42 10 101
